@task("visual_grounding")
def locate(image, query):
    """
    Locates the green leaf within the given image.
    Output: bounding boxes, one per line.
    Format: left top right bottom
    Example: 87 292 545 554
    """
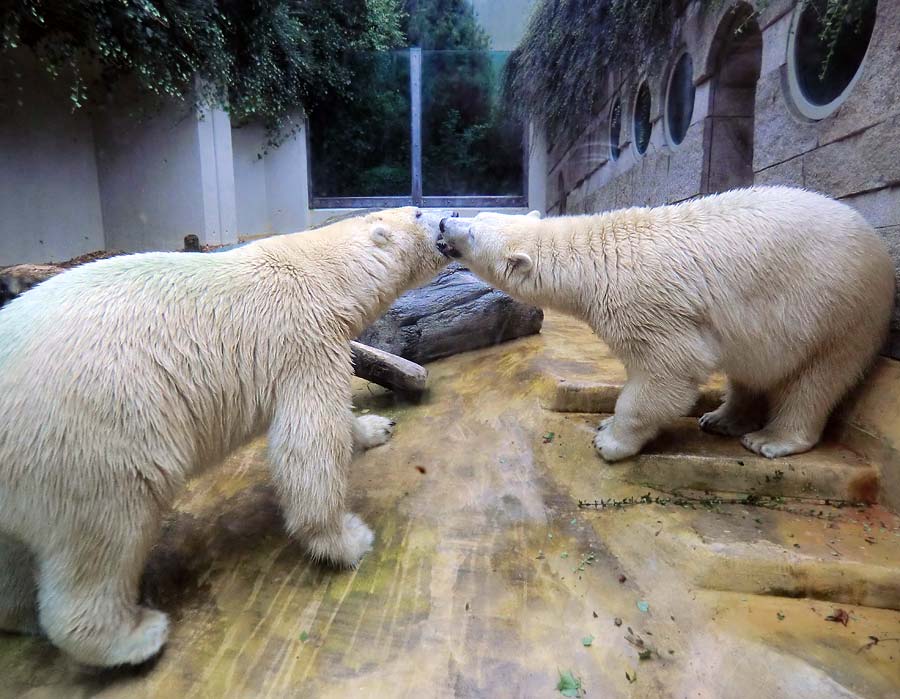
581 635 593 647
557 670 582 697
299 631 309 642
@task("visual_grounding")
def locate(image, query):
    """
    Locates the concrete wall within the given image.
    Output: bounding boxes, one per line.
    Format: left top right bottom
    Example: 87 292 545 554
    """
92 87 238 253
543 0 900 357
232 124 270 236
0 50 105 266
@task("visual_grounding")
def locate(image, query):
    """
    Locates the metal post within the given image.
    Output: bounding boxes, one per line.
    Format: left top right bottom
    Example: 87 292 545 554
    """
410 47 423 206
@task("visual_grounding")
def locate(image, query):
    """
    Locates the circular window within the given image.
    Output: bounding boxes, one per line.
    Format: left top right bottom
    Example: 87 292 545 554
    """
609 98 622 161
666 53 695 146
787 0 877 119
633 82 652 155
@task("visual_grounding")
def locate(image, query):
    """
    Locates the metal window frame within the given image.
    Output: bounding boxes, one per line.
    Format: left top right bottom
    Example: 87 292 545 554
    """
308 47 528 210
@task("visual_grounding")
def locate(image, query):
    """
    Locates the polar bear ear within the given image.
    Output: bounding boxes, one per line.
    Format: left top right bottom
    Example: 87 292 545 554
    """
370 224 392 247
507 252 533 273
526 210 542 219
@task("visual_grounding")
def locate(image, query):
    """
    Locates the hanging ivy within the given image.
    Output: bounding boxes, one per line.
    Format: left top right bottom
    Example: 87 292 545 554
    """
0 0 405 133
502 0 878 144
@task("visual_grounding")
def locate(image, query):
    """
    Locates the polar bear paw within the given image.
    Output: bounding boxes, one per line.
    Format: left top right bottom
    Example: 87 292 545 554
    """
740 429 814 459
354 415 396 450
306 513 375 568
699 405 763 437
104 608 169 667
593 427 640 462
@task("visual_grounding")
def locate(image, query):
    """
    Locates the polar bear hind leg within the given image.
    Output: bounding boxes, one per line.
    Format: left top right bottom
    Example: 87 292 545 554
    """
741 343 867 459
699 380 767 437
36 504 168 667
0 533 39 634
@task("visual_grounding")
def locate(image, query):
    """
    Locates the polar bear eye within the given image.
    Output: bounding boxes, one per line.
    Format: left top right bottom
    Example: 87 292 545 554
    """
415 209 422 219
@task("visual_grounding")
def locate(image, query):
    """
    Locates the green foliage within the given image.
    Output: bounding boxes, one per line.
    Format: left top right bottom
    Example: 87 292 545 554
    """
502 0 686 142
0 0 405 130
403 0 489 50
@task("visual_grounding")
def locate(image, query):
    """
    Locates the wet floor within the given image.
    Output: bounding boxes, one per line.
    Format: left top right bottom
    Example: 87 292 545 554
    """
1 314 899 698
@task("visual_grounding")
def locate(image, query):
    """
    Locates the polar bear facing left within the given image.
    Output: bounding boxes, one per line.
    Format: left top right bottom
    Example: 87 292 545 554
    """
437 187 895 463
0 208 448 667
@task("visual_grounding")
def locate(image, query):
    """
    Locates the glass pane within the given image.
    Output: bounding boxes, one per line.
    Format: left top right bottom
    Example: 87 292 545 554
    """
309 51 411 198
666 53 695 146
794 0 877 106
421 50 524 197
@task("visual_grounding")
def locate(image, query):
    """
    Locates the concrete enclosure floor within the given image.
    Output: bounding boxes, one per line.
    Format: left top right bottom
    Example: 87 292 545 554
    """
1 313 898 698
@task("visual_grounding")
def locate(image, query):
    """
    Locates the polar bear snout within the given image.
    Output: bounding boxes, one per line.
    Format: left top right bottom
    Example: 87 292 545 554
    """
436 214 472 259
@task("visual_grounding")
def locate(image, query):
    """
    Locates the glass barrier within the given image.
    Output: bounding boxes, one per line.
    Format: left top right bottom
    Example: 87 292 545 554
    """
308 51 412 199
421 50 524 197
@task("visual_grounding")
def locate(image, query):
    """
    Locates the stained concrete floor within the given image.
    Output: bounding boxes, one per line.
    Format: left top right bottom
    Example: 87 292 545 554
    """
1 313 899 698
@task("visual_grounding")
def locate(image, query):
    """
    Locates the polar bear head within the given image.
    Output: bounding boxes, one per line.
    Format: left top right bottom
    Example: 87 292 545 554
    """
436 209 545 300
362 207 457 290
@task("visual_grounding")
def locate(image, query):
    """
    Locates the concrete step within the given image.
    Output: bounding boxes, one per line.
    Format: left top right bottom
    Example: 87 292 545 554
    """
601 500 900 610
564 415 879 503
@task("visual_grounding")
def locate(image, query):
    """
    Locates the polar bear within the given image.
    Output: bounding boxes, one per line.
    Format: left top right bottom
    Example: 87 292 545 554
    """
437 187 895 462
0 207 449 667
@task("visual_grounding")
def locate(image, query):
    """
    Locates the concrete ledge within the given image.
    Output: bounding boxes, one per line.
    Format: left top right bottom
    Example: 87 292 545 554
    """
545 378 723 415
567 415 879 503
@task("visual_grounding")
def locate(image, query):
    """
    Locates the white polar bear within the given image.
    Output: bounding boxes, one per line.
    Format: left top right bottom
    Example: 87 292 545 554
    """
437 186 895 462
0 207 448 667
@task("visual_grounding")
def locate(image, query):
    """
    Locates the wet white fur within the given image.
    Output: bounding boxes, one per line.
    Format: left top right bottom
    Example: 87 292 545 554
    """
439 186 895 461
0 207 447 666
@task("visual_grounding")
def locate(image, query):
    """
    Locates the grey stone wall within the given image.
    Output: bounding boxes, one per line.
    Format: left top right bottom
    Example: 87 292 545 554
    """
545 0 900 358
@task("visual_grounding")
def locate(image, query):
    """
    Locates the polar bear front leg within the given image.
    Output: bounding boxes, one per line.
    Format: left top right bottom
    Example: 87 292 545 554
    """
269 376 374 568
353 414 396 451
595 370 699 462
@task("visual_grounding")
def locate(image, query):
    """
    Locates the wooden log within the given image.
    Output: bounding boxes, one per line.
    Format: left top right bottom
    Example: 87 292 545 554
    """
350 340 428 395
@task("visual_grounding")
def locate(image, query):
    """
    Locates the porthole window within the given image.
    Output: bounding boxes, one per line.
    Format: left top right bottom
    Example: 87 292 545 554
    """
633 81 652 155
609 98 622 161
665 52 695 146
787 0 877 120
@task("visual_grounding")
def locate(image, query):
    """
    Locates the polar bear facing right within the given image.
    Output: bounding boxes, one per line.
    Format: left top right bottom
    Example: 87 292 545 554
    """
437 186 895 461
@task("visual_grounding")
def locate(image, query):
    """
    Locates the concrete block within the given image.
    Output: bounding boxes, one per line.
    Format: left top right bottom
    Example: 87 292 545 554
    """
754 155 804 188
804 114 900 200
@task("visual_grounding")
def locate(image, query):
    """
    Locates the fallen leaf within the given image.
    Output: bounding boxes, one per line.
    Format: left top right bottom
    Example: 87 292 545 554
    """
625 670 637 683
299 631 309 642
638 649 652 661
556 669 582 697
415 466 427 474
825 609 850 626
776 612 785 621
543 432 556 443
618 574 627 584
561 552 569 559
582 635 594 647
637 600 650 613
593 611 599 618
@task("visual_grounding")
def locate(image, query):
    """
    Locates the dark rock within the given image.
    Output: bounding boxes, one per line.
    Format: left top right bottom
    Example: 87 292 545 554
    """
0 264 61 306
358 264 544 364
